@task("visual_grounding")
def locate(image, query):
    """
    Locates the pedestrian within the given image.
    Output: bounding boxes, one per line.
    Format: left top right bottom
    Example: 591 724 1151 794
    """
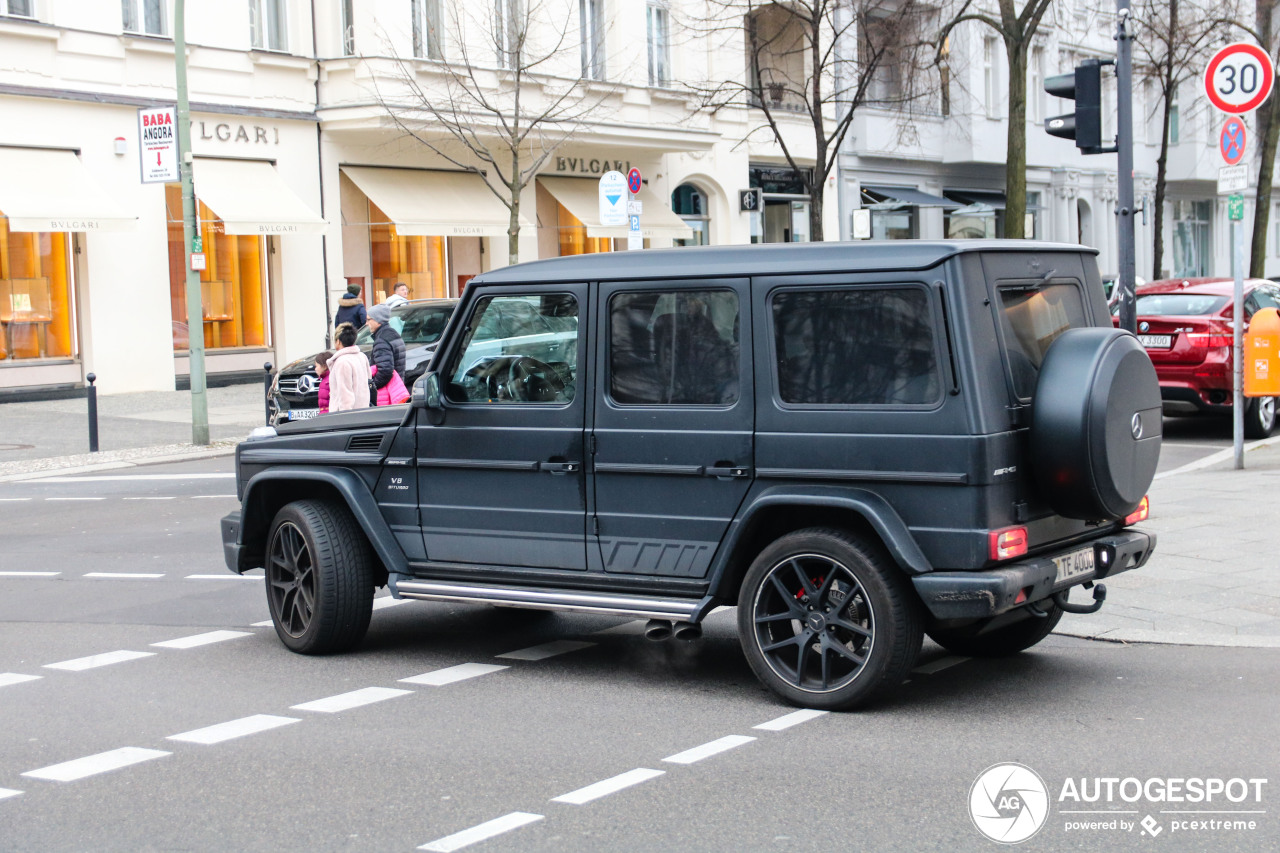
327 323 371 413
334 283 367 330
314 350 333 413
384 281 410 309
367 303 407 405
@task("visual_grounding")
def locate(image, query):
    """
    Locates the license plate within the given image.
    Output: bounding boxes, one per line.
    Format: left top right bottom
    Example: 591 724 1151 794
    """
1139 334 1172 349
1053 546 1096 586
288 408 319 420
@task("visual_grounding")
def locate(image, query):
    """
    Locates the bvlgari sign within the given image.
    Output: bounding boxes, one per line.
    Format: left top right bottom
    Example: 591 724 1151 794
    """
137 106 180 184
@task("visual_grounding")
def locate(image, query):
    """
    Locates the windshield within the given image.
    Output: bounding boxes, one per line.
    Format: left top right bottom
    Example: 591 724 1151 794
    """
356 302 455 347
1126 293 1229 316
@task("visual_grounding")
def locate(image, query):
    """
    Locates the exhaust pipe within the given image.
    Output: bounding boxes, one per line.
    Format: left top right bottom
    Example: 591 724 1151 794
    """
673 622 702 642
644 619 673 641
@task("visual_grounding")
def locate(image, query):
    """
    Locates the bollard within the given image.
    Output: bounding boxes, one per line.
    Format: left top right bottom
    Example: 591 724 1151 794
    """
86 373 99 453
263 362 274 426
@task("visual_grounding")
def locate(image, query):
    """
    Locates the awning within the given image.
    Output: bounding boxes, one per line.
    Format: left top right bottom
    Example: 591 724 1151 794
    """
862 184 960 209
539 176 694 240
945 189 1007 210
0 148 135 232
192 158 327 235
342 166 528 238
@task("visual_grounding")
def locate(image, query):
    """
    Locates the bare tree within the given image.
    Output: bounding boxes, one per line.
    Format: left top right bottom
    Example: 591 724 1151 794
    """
1246 0 1279 277
1133 0 1237 279
937 0 1055 239
685 0 942 241
372 0 618 264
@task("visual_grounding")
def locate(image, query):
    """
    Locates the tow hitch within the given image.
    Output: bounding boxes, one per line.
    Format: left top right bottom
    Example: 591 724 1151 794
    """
1031 582 1108 616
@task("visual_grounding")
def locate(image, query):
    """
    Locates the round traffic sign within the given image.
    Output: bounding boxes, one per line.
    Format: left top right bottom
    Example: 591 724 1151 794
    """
1204 42 1274 114
1220 117 1248 165
627 168 642 194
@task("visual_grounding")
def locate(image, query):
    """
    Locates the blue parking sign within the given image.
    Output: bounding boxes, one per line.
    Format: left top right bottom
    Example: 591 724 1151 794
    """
630 214 641 231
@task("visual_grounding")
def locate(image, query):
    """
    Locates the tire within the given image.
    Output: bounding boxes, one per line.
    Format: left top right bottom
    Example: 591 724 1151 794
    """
1030 328 1163 519
736 528 922 711
265 500 376 654
927 605 1064 657
1244 396 1276 439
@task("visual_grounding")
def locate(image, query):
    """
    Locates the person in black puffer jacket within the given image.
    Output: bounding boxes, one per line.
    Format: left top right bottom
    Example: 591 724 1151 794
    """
334 283 367 330
367 303 406 399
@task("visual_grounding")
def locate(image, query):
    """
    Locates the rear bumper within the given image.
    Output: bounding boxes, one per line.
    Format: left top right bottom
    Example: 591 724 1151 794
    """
912 529 1155 620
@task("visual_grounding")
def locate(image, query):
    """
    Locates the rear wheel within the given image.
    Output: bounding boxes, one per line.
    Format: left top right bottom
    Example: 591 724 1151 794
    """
1244 396 1276 439
927 605 1064 657
266 500 375 654
737 528 921 711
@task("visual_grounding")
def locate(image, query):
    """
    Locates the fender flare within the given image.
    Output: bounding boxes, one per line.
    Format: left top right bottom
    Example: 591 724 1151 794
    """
713 485 932 591
239 466 406 576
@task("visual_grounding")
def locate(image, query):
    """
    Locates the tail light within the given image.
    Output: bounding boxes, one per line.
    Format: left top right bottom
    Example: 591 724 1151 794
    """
989 526 1028 560
1185 332 1234 348
1124 495 1150 526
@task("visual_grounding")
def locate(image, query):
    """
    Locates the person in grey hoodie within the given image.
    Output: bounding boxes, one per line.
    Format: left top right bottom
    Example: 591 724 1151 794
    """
334 283 367 330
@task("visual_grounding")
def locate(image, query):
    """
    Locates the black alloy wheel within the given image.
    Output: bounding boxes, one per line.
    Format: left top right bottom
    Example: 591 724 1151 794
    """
265 500 376 654
738 528 921 711
1244 396 1276 439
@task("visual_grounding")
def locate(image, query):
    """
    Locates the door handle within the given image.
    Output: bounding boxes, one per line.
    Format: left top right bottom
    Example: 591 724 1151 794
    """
541 461 580 475
704 466 750 478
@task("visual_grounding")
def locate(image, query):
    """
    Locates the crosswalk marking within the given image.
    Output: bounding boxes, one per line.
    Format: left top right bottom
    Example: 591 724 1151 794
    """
418 812 544 852
22 747 170 782
167 715 300 745
151 630 252 650
44 650 155 672
400 663 508 686
291 687 413 713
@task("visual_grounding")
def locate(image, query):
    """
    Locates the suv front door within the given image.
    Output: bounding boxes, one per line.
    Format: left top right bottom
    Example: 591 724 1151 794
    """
591 280 754 577
416 286 587 570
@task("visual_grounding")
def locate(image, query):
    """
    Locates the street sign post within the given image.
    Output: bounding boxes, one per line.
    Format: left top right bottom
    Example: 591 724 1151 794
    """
1220 117 1247 165
598 171 627 227
1204 42 1275 115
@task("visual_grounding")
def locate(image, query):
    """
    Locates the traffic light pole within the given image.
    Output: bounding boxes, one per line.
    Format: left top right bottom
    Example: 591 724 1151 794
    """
1115 5 1137 335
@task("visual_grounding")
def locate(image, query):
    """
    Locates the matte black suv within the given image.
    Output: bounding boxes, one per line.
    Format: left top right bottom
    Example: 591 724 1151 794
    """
222 242 1161 710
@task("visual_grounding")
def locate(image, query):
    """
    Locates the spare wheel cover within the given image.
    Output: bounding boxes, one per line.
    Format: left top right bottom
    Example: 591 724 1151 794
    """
1030 327 1162 519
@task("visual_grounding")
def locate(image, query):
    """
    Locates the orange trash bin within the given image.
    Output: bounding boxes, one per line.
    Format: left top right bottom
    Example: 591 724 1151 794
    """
1245 307 1280 397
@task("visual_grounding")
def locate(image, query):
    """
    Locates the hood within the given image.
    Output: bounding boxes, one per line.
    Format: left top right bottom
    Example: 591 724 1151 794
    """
331 346 368 364
338 296 363 307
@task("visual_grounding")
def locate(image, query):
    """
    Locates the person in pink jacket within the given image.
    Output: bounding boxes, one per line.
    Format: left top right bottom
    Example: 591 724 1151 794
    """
327 323 371 413
315 350 333 413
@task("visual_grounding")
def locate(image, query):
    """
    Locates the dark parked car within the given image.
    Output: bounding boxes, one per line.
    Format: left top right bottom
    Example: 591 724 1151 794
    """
1117 277 1279 438
225 241 1160 710
268 298 456 423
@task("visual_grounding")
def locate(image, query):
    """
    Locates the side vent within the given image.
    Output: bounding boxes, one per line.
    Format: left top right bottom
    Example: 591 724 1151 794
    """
345 434 384 453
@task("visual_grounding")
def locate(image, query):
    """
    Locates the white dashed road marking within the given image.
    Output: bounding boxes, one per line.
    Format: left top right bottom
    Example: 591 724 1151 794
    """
251 619 274 627
372 596 407 610
663 735 756 765
44 650 155 672
496 640 595 661
123 496 176 501
167 715 300 745
551 768 665 805
191 495 238 499
0 673 42 688
0 498 31 502
0 788 22 800
0 571 58 577
912 655 970 675
400 663 508 686
85 573 165 580
185 573 260 580
33 474 235 482
754 709 829 731
291 687 413 713
419 812 544 853
44 497 105 502
151 630 252 650
22 747 170 782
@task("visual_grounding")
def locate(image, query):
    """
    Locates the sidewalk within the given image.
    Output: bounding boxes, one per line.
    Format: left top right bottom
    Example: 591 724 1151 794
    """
2 388 1279 648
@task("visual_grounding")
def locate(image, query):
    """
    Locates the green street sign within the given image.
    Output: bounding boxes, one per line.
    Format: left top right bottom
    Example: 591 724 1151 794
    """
1228 194 1245 221
192 235 203 253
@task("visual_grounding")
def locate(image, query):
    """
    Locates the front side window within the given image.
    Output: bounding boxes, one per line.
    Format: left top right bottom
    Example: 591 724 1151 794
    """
772 287 940 406
998 282 1088 398
249 0 287 51
609 289 740 405
412 0 443 60
647 3 669 86
122 0 166 35
447 294 578 403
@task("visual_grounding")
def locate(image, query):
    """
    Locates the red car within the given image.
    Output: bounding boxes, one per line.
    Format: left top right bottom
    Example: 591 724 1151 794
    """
1117 277 1279 437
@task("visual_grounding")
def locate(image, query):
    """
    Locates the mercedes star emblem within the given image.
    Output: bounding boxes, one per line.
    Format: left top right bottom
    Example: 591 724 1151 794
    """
1131 412 1144 440
297 374 318 394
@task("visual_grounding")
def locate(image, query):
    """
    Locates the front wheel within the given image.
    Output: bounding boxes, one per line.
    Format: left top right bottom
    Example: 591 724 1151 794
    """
1244 396 1276 439
266 500 376 654
737 528 921 711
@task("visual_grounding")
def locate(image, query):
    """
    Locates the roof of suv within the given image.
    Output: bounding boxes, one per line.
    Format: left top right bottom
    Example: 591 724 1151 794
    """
472 240 1096 285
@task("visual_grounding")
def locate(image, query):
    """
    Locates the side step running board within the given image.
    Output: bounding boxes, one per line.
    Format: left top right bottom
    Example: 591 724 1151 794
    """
389 575 710 622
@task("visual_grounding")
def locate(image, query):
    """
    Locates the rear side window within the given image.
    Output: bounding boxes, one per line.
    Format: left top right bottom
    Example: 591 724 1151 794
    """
999 282 1088 398
772 287 940 406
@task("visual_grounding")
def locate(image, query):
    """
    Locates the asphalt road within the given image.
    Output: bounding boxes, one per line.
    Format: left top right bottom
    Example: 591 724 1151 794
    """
1 435 1275 852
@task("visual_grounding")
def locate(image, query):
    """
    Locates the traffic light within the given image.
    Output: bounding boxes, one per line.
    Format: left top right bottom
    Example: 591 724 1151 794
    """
1044 58 1113 154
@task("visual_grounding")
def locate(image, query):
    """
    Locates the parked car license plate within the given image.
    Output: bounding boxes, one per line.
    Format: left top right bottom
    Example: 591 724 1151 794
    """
288 408 319 420
1139 334 1172 349
1053 546 1096 585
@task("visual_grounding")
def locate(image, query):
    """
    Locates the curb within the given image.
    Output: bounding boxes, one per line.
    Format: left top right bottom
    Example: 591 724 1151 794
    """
1055 626 1280 649
1153 434 1280 479
0 443 237 483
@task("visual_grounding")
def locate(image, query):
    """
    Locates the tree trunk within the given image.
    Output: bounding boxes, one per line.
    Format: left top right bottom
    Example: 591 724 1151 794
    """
1153 91 1172 279
1251 0 1278 277
508 146 521 266
1005 44 1028 239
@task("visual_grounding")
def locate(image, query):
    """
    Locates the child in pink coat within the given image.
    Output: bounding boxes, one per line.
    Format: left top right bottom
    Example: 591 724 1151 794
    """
315 350 333 413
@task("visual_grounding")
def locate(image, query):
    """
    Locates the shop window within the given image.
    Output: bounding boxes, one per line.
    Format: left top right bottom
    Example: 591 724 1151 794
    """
369 200 447 300
672 184 709 247
0 221 75 362
123 0 166 35
556 199 625 256
165 185 269 351
249 0 287 51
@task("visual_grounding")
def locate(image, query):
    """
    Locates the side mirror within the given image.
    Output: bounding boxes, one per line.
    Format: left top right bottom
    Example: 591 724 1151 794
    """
415 372 446 424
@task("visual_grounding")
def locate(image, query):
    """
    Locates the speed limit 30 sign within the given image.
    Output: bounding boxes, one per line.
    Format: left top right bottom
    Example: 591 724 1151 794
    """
1204 42 1275 114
